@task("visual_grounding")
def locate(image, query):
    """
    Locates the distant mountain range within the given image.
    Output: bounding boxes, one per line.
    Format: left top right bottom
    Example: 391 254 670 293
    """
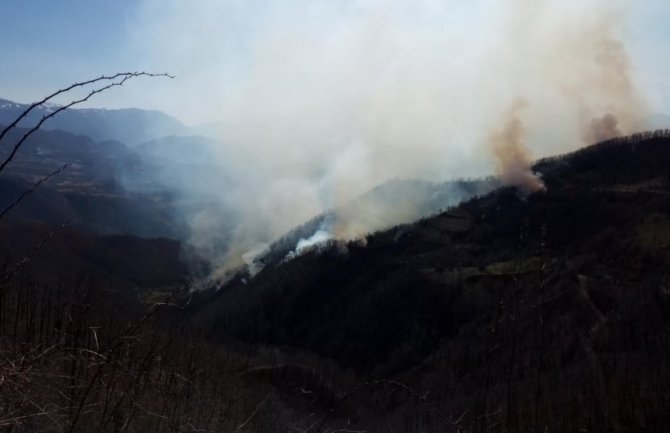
1 97 509 283
0 100 218 290
0 97 192 145
0 125 183 236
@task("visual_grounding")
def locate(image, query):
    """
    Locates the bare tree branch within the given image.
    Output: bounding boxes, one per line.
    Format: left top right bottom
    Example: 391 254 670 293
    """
234 393 270 432
0 163 71 221
0 220 70 286
0 71 173 176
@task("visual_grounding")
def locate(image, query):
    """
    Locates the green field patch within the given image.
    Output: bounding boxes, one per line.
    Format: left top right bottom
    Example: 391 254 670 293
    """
637 213 670 248
430 210 473 233
141 289 174 305
485 256 542 275
611 176 668 192
421 256 541 284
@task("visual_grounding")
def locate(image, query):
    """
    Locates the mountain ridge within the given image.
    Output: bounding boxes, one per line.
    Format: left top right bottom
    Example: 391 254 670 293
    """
186 131 670 374
0 97 193 145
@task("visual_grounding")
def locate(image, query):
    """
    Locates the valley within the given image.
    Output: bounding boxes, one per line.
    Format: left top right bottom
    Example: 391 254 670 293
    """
3 101 668 431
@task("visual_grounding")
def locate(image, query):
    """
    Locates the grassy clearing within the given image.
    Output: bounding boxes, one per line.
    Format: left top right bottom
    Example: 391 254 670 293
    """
422 256 541 284
637 213 670 249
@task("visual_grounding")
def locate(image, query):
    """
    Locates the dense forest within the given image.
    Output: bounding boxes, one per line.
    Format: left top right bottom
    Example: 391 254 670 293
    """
2 126 670 431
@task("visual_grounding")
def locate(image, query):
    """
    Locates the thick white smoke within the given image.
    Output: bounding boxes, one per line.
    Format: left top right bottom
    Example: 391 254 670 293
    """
125 0 652 278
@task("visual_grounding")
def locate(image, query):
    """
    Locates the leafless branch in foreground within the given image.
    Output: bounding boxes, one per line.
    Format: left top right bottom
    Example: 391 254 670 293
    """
0 71 174 176
0 220 70 286
0 163 71 221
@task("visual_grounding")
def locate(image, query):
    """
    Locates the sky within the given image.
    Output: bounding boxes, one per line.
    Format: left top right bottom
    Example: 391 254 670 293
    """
1 1 138 104
1 0 669 126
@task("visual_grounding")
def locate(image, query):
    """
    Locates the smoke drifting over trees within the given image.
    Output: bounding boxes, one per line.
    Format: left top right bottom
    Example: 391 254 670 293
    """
127 0 651 276
552 21 648 144
490 99 546 193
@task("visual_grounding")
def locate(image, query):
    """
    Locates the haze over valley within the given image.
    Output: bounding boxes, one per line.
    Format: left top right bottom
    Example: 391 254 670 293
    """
2 1 670 432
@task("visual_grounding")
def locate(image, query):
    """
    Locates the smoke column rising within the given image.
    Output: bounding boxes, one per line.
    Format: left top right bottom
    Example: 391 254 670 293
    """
126 0 651 277
552 20 649 144
490 99 546 193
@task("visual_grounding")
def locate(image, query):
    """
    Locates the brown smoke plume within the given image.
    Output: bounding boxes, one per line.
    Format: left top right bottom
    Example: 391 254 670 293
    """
554 19 648 145
129 0 658 280
490 99 546 194
580 36 640 143
584 113 622 143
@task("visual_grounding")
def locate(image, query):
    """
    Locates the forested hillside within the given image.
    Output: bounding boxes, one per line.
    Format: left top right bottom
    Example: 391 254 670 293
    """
2 132 670 432
186 131 670 432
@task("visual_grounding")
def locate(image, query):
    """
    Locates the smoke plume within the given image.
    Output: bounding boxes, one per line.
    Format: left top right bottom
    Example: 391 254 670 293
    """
546 13 649 144
123 0 654 278
586 113 623 143
490 99 546 193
